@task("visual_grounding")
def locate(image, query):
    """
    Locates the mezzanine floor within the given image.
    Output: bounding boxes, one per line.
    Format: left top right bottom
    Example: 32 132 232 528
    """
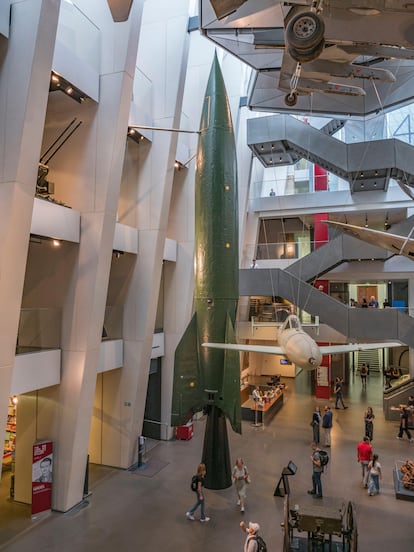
0 369 413 551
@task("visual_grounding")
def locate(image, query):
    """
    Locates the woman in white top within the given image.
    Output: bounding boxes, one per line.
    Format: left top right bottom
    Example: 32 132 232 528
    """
368 454 382 496
233 458 249 512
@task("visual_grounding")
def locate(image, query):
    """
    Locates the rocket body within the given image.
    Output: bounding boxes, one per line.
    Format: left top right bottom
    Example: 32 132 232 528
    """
171 54 241 489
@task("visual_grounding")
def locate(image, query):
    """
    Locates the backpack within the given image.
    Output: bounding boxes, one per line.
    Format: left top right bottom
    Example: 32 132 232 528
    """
319 450 329 467
252 535 267 552
190 475 198 492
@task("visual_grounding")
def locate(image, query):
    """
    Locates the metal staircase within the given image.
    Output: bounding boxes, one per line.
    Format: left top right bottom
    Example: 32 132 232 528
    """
247 115 414 193
239 218 414 348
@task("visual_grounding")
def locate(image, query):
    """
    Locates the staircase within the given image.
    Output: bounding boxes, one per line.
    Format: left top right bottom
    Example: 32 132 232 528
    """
355 350 382 374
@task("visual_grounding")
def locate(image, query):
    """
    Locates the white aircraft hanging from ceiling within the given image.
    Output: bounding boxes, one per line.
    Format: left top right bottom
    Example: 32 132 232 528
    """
324 220 414 260
204 0 414 108
202 314 401 371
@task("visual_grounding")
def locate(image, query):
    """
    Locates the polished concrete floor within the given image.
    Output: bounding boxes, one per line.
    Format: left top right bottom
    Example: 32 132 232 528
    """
1 369 414 551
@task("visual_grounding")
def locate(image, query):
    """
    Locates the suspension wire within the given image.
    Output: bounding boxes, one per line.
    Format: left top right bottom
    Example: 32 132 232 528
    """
259 52 405 325
371 79 384 113
256 218 278 329
348 53 407 192
293 90 329 317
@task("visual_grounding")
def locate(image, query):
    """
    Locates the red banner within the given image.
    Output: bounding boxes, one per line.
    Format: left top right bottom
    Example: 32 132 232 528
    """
32 441 53 515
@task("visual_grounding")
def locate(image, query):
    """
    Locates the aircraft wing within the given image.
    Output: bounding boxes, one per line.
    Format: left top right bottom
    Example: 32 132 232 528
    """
324 220 414 259
202 342 284 355
319 342 402 355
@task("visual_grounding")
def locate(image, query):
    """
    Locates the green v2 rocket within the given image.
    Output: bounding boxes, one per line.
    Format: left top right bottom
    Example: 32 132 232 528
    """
171 54 241 490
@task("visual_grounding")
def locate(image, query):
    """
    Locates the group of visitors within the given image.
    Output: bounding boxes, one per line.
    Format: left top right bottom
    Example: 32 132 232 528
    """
357 436 382 495
186 459 264 550
310 405 333 447
186 375 414 549
186 457 251 521
350 295 388 308
385 365 403 388
308 402 380 499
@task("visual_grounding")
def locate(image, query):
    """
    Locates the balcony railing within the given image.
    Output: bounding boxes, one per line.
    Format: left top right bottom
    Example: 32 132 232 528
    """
252 240 328 261
17 308 62 353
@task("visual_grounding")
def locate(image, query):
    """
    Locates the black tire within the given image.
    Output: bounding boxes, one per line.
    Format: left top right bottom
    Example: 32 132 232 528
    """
286 11 325 51
288 39 324 63
284 92 298 107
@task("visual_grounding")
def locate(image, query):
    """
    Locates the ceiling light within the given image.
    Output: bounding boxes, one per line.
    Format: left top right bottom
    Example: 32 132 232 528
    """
49 72 88 104
127 127 146 145
52 239 60 247
365 214 368 228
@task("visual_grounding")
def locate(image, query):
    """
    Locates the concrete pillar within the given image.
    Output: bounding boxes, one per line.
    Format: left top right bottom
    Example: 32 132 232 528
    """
0 0 60 479
116 0 191 463
32 2 144 511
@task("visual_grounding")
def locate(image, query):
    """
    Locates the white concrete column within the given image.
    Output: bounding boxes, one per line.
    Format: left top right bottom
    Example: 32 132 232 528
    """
0 0 60 479
34 2 144 511
115 0 191 465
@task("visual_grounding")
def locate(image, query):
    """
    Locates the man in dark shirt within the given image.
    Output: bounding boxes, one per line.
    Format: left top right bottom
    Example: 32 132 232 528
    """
397 408 413 442
307 442 323 498
334 377 348 409
322 406 333 447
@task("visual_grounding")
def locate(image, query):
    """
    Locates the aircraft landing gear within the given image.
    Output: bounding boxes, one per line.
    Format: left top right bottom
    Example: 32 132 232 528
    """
284 92 298 107
285 11 325 63
285 62 301 107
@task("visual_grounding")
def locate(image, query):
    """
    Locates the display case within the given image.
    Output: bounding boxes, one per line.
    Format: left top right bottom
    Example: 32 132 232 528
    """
3 397 16 462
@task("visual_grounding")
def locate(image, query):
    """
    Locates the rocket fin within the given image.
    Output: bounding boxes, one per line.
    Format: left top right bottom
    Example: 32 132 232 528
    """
171 313 204 427
220 313 242 435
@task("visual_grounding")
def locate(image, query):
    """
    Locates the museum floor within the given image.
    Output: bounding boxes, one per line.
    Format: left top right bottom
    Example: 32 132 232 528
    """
1 369 414 551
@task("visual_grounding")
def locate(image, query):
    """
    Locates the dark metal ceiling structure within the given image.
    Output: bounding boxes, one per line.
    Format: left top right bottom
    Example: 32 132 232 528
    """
200 0 414 117
248 114 414 193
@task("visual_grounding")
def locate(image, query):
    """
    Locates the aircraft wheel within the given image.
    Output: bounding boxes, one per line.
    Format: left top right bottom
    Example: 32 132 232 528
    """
288 39 324 63
285 92 298 107
286 11 325 51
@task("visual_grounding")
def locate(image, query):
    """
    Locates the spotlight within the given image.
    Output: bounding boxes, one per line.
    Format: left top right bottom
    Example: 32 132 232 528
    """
127 128 146 145
49 71 88 103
